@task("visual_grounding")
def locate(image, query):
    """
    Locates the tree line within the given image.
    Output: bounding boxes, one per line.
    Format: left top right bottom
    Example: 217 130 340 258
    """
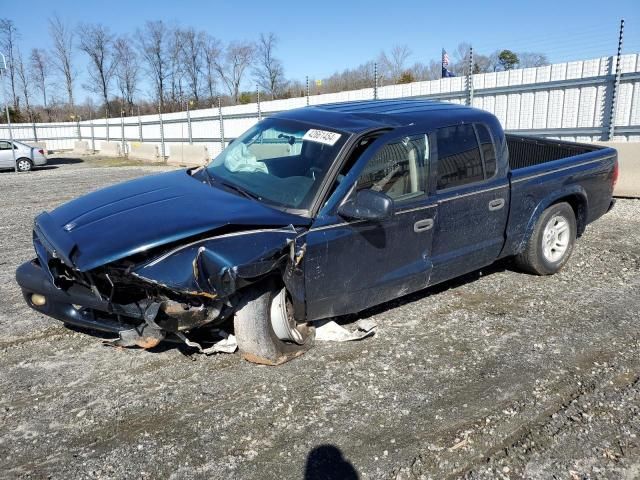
0 17 549 123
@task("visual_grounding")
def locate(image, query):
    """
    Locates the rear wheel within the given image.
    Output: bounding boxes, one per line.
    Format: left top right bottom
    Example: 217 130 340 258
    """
234 279 314 365
16 158 33 172
515 202 576 275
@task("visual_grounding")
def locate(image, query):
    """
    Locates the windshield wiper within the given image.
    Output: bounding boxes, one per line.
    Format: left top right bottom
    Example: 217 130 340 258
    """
216 179 262 201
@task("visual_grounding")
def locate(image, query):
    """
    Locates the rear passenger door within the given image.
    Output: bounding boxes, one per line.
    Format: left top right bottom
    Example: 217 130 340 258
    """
429 123 509 284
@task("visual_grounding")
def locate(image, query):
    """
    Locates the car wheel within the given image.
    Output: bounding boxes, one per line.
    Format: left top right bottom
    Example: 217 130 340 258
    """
515 202 576 275
16 158 33 172
234 278 314 365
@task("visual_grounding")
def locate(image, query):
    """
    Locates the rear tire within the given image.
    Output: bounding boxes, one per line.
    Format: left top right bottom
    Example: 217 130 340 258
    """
234 279 314 365
515 202 576 275
16 158 33 172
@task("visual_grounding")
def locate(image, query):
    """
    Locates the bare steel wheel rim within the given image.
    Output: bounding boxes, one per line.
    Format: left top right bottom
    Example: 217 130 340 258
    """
542 215 570 263
270 288 306 344
17 159 31 171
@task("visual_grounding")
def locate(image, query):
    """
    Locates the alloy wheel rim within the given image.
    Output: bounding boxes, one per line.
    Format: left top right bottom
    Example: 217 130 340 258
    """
18 160 30 171
542 215 570 262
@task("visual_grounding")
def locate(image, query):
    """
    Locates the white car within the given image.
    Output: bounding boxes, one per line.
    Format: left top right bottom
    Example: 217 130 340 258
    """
0 140 48 172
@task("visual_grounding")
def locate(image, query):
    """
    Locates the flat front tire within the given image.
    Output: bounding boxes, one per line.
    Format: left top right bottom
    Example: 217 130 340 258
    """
234 279 314 365
515 202 577 275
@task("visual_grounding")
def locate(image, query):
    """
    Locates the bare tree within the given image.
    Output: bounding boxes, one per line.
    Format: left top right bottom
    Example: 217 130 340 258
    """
78 23 117 116
14 49 32 121
379 44 412 82
254 32 286 99
168 27 184 106
49 15 75 109
0 18 20 109
136 20 170 107
49 15 76 109
214 41 255 104
113 37 138 115
203 35 221 102
30 48 51 120
518 52 550 68
452 42 471 76
178 27 205 103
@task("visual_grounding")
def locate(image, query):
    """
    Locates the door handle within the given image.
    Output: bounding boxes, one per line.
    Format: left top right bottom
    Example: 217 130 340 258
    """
488 198 505 211
414 218 434 233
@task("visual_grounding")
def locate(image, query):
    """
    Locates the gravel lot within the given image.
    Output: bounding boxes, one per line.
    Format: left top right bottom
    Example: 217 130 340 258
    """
1 157 639 479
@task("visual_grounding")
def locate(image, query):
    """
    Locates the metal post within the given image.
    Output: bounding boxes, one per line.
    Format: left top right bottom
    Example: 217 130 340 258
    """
218 96 225 149
5 104 17 173
76 117 81 140
32 121 38 142
607 19 625 141
306 76 310 106
186 100 193 144
0 53 16 173
137 106 143 142
120 108 126 156
105 108 110 142
374 62 378 100
90 110 95 153
467 46 474 106
256 86 261 120
158 102 166 160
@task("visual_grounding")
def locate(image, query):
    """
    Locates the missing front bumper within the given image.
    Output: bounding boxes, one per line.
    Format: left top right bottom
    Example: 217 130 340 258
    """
16 260 144 334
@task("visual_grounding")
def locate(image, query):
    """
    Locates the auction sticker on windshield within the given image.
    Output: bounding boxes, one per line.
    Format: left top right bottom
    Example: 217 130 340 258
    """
303 129 342 146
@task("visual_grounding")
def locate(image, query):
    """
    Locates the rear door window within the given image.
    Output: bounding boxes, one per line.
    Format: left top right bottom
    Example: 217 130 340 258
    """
435 124 484 190
476 124 497 178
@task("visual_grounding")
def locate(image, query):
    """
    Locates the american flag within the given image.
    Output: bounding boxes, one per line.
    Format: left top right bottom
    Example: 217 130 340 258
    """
442 49 450 68
442 49 455 78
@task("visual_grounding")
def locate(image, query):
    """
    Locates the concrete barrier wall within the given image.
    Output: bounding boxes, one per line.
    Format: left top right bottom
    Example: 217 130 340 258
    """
167 144 209 167
593 141 640 198
99 141 122 157
72 140 91 155
129 142 159 163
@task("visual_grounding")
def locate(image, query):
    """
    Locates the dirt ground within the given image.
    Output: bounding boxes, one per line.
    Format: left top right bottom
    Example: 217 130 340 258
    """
1 157 639 480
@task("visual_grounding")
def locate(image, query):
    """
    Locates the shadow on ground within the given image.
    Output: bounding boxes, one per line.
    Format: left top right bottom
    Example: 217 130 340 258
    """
304 445 359 480
46 157 85 166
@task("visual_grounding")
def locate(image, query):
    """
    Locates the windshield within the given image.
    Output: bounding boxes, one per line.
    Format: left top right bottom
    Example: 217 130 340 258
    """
207 118 349 211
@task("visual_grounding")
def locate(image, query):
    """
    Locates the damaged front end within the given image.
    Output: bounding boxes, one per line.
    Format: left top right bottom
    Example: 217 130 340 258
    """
16 222 307 352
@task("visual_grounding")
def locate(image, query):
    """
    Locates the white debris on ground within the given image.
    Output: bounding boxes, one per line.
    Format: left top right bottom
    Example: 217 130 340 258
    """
313 318 377 342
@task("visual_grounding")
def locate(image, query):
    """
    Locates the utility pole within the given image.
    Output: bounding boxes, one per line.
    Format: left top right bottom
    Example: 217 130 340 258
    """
0 53 17 173
607 19 625 141
374 62 378 100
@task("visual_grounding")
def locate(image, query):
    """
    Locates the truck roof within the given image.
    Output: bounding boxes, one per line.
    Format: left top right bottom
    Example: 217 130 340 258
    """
273 99 499 134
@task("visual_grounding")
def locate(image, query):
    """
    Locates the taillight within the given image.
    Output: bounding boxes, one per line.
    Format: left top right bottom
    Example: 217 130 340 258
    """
612 158 619 189
38 149 44 155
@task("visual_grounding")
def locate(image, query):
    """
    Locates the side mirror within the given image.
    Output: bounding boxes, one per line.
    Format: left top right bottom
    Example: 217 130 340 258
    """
338 189 394 222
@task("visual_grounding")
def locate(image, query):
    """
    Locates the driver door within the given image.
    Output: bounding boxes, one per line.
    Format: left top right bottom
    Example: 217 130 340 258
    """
304 132 436 321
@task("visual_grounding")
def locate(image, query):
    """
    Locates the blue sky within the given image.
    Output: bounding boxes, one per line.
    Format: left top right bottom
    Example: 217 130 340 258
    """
4 0 640 102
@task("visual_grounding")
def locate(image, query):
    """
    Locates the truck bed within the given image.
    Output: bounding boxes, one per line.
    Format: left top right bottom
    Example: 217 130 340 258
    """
506 134 601 170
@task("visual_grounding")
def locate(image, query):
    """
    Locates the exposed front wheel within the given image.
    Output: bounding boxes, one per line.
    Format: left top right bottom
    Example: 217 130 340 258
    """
515 202 577 275
16 158 33 172
234 279 314 365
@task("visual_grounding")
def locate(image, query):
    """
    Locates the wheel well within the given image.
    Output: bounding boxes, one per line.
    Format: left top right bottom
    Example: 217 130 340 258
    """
552 194 586 236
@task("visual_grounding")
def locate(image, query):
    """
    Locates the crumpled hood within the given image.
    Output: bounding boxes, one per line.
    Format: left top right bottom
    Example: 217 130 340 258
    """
34 169 309 272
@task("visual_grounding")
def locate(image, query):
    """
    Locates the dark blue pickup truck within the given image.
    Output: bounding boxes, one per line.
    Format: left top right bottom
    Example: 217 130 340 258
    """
16 100 618 364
